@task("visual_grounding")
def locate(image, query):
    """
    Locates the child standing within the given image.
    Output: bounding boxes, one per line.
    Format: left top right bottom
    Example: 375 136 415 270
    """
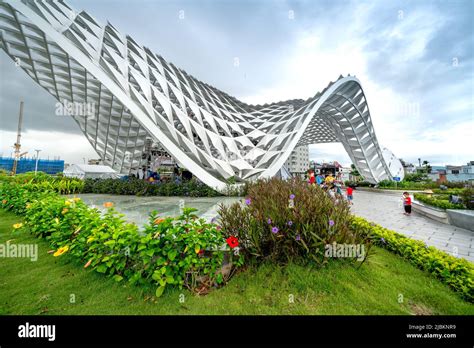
402 192 412 215
346 186 354 205
308 171 315 185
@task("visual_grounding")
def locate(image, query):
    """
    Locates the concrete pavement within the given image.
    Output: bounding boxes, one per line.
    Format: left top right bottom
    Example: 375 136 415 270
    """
350 190 474 263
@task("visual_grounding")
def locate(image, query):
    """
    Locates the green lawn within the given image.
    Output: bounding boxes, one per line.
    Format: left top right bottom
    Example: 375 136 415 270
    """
0 209 473 315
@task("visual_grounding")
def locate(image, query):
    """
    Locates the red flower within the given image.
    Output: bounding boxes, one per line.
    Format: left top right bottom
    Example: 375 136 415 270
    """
226 236 239 249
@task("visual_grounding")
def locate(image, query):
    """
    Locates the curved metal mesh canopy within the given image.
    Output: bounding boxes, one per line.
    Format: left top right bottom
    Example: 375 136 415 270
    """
0 0 404 191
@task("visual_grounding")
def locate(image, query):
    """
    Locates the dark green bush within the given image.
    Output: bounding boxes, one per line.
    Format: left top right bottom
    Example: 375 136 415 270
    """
378 179 437 190
82 178 222 197
459 187 474 210
445 181 470 189
414 193 465 210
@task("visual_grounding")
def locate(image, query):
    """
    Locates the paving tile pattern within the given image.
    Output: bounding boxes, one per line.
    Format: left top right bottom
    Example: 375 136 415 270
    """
350 191 474 263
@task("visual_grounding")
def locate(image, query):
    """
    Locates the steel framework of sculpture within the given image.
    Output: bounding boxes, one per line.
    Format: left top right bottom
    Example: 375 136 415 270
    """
0 0 404 192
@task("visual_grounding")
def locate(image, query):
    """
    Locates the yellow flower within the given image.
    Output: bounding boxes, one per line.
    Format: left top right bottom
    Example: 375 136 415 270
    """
73 197 81 202
13 223 23 229
65 200 71 206
53 245 69 257
26 203 31 209
61 208 68 215
54 218 59 224
1 199 7 205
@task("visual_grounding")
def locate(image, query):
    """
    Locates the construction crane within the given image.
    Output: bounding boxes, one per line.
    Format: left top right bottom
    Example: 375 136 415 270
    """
11 99 24 176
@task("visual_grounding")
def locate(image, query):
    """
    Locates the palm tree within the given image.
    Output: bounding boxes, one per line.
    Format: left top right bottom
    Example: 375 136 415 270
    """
422 160 431 174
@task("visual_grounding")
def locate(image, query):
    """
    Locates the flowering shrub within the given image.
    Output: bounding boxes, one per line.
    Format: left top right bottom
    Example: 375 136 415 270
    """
135 208 243 295
218 177 371 264
351 217 474 302
0 179 243 297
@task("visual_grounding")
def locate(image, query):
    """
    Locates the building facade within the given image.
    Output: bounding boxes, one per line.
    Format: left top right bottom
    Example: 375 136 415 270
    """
427 162 474 183
284 145 310 177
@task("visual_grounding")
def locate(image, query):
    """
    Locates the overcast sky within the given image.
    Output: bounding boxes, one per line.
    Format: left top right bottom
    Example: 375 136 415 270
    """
0 0 472 166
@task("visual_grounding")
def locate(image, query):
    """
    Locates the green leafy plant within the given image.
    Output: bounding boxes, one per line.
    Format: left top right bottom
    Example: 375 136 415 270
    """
136 208 243 296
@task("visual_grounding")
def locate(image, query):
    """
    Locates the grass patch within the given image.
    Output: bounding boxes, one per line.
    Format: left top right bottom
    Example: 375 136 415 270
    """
1 209 473 315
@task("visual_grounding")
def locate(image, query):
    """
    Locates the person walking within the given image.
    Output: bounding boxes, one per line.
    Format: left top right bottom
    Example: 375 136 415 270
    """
402 192 412 215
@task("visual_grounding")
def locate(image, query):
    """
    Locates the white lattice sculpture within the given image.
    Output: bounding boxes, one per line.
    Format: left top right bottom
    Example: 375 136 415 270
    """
0 0 404 191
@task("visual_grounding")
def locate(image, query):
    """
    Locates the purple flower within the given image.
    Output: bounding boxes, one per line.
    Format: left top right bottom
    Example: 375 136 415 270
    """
380 237 386 244
245 198 251 205
271 226 279 234
329 220 335 227
296 234 301 241
289 194 295 200
287 221 293 226
267 218 272 224
211 217 217 224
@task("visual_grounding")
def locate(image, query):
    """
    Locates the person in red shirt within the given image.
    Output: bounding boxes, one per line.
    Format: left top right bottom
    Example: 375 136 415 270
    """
403 192 412 215
346 186 354 205
308 170 315 185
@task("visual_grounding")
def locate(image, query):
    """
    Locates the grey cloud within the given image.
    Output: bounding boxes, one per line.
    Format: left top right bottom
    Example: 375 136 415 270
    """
357 0 473 131
0 52 82 134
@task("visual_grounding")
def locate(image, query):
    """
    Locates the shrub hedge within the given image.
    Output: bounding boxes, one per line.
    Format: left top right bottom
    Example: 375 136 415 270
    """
82 178 224 197
414 193 467 210
377 179 469 190
351 217 474 302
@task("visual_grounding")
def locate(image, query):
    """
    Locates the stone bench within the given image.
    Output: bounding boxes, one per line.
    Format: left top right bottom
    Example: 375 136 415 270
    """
446 209 474 232
412 200 450 224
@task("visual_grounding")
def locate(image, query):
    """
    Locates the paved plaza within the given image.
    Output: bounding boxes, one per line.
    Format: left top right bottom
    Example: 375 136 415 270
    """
351 190 474 263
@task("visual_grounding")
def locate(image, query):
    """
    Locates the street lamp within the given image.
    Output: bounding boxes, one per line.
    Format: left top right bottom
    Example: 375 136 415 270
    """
34 149 41 175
